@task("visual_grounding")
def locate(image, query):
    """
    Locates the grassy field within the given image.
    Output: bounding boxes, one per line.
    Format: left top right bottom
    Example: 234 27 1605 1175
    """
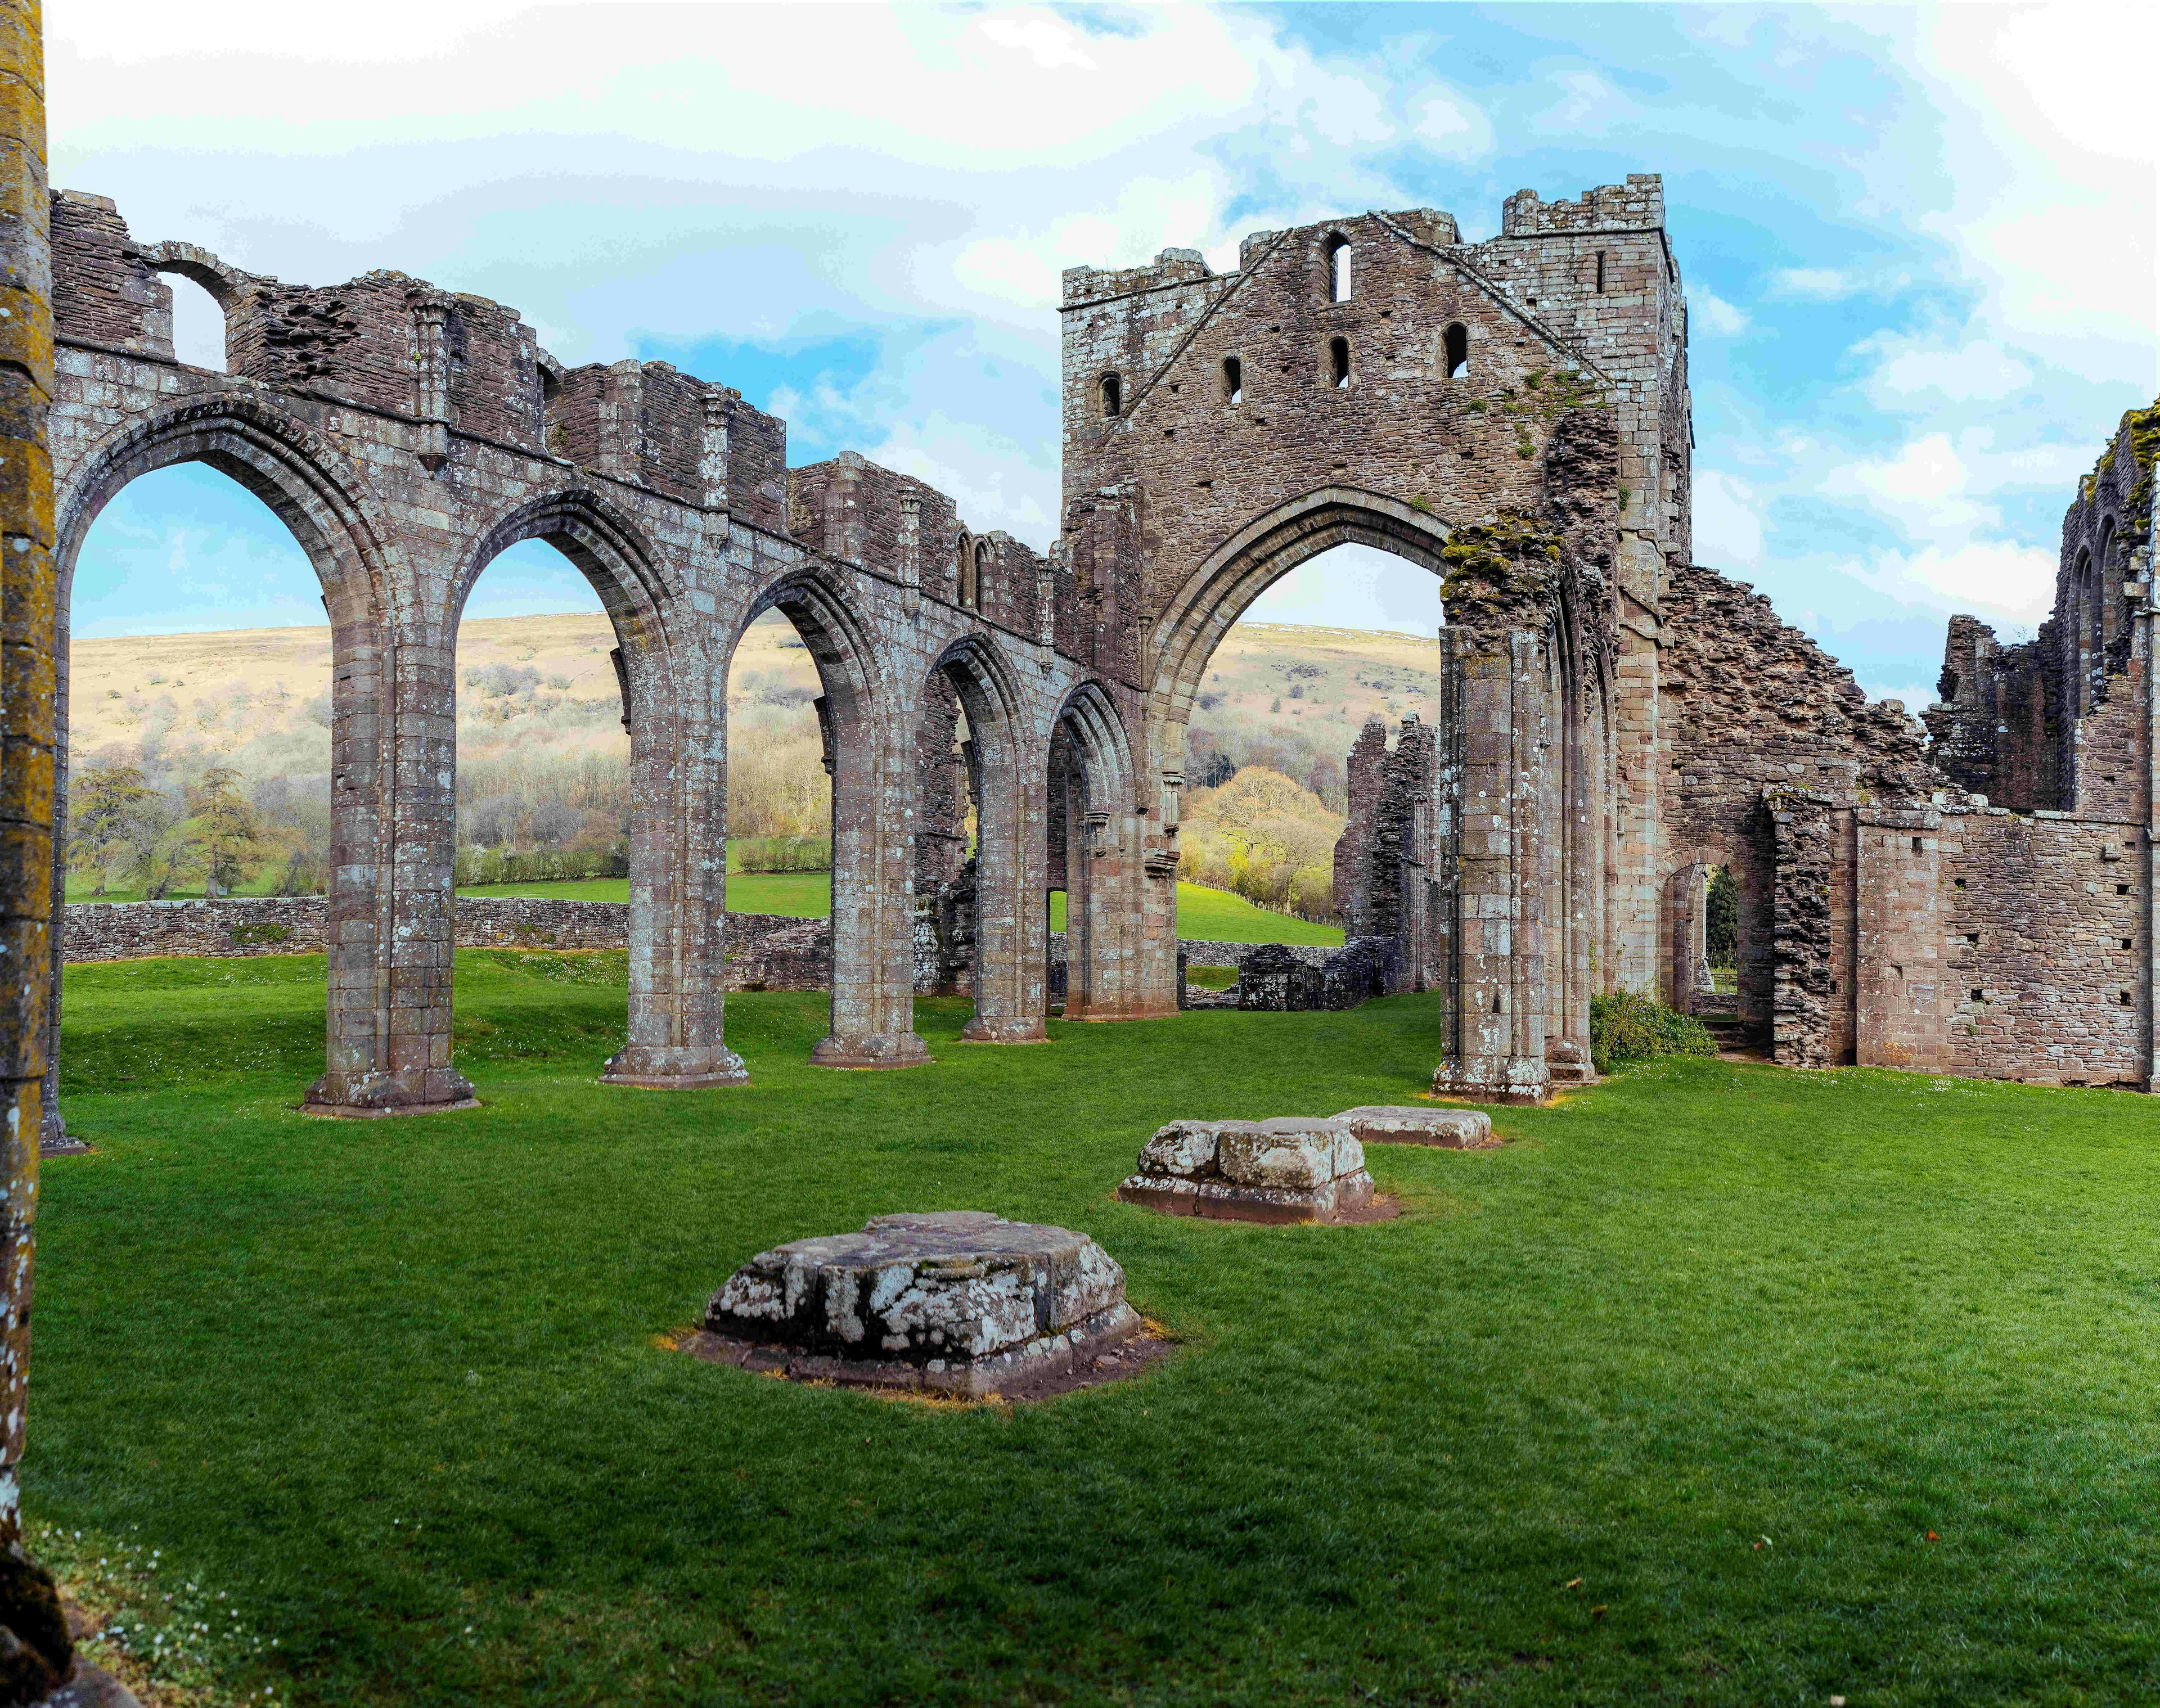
451 876 1343 946
75 870 1343 948
29 951 2160 1705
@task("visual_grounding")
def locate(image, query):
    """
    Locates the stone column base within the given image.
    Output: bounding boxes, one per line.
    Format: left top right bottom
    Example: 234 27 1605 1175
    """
959 1015 1049 1044
1431 1054 1552 1106
811 1031 933 1070
303 1066 480 1119
1060 1001 1180 1024
1545 1038 1598 1087
601 1045 749 1089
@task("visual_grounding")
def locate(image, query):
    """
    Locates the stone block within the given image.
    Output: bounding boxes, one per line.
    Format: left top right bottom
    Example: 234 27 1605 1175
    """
702 1210 1140 1396
1118 1117 1376 1224
1333 1105 1497 1148
1216 1117 1363 1189
1136 1120 1221 1179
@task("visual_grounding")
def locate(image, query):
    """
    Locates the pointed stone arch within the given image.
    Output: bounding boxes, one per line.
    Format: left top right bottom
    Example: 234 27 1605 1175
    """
732 564 925 1068
49 392 454 1118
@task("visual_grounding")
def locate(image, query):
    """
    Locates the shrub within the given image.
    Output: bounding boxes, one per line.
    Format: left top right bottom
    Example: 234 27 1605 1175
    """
733 835 832 873
1589 990 1718 1074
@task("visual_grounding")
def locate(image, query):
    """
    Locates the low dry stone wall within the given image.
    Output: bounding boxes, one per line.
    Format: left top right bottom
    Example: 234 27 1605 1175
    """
62 898 832 992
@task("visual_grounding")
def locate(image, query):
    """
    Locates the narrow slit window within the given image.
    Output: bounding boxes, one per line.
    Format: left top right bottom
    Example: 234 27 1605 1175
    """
1327 236 1352 302
1442 322 1468 378
1223 355 1243 404
1329 336 1351 389
1100 373 1121 417
1595 250 1606 294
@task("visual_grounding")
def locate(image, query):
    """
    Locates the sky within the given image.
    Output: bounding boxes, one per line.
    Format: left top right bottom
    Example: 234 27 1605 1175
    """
53 1 2157 704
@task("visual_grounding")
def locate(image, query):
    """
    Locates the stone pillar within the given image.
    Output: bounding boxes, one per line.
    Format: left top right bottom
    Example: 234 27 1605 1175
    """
2143 596 2159 1090
304 619 475 1116
602 624 745 1089
959 720 1047 1045
812 687 928 1068
1432 628 1551 1105
0 3 78 1688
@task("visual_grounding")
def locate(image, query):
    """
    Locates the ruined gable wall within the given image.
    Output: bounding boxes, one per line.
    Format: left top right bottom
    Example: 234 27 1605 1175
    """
1057 189 1676 629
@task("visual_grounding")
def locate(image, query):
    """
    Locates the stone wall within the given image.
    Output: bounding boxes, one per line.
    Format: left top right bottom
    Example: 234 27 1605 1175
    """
1770 799 2149 1087
61 898 834 992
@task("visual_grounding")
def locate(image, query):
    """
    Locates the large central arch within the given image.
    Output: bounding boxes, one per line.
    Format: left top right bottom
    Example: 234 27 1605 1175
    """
1146 486 1454 728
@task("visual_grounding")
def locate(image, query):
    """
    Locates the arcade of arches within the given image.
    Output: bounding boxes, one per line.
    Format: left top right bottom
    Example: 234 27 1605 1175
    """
43 177 2160 1133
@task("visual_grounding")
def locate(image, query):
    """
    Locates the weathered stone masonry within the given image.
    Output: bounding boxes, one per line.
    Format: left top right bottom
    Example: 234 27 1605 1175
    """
47 170 2151 1120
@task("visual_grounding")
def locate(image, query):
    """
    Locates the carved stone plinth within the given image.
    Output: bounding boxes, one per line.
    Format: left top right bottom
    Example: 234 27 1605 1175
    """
1117 1117 1375 1224
699 1211 1139 1396
809 1031 933 1070
1430 1054 1551 1107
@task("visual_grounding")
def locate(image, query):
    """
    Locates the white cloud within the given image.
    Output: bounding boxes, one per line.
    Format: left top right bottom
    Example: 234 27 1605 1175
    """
1692 469 1762 565
1850 539 2059 626
1691 290 1748 336
1860 337 2031 406
978 16 1097 73
1822 433 1994 534
1771 267 1857 300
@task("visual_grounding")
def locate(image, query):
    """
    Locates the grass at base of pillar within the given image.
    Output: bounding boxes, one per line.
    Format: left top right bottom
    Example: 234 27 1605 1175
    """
30 950 2160 1705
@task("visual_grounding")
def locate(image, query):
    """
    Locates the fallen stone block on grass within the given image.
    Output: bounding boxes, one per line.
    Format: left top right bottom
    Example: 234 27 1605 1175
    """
1333 1105 1498 1149
693 1211 1141 1398
1118 1117 1376 1224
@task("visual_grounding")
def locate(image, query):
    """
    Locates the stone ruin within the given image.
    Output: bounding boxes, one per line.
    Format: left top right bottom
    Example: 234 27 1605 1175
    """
38 172 2160 1130
695 1211 1141 1397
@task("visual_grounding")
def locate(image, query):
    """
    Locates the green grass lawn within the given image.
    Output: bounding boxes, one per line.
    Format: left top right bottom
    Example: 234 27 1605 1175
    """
33 956 2160 1705
448 876 1344 946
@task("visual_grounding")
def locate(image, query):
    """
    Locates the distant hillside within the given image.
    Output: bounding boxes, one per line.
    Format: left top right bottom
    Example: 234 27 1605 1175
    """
68 614 1438 797
66 610 822 781
1182 623 1439 806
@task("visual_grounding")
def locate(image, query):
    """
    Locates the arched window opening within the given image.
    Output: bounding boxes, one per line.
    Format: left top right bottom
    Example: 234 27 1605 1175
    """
723 606 835 902
454 539 634 895
972 540 991 612
66 462 330 903
1100 373 1122 418
161 271 227 372
957 531 975 608
1326 236 1352 303
1223 356 1243 405
1329 336 1351 390
1443 323 1469 378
